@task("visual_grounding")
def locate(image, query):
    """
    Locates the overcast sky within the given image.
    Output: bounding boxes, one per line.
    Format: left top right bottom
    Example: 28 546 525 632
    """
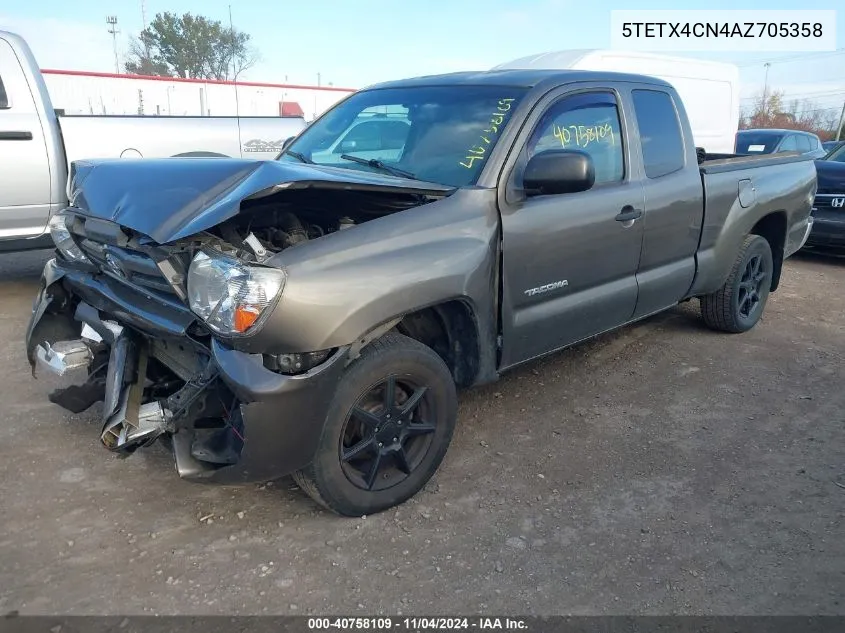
2 0 843 118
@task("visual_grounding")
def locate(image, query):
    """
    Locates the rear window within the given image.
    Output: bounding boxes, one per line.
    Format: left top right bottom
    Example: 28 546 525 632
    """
336 119 410 153
736 132 783 154
631 89 685 179
0 75 8 109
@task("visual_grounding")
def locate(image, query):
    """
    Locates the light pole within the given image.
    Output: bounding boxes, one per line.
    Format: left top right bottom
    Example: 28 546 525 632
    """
106 16 120 74
836 101 845 141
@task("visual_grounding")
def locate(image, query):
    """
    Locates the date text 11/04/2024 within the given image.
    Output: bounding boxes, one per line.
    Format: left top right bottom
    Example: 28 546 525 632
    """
307 618 529 630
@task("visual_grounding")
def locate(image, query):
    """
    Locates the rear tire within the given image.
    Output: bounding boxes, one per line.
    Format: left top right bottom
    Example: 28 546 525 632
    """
700 234 773 333
293 333 457 516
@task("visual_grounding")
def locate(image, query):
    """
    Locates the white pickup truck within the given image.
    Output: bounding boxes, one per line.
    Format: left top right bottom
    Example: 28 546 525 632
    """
0 30 307 252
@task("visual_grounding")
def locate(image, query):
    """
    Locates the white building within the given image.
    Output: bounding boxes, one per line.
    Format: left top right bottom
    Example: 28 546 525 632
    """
41 68 356 121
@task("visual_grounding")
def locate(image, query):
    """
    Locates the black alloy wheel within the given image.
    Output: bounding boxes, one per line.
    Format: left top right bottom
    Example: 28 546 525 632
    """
700 234 774 333
293 333 457 516
736 252 767 320
339 374 436 491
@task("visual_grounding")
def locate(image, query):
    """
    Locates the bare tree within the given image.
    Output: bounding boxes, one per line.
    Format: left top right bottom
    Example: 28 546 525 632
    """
740 89 840 140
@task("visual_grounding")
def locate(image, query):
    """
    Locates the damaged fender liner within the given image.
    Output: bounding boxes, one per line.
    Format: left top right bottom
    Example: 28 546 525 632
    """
27 258 350 484
184 340 348 484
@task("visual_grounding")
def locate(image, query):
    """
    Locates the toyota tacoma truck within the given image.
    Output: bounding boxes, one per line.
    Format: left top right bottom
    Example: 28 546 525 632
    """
25 69 816 516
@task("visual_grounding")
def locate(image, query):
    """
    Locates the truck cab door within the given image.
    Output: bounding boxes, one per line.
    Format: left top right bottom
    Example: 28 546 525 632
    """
497 87 645 368
627 88 703 318
0 35 52 241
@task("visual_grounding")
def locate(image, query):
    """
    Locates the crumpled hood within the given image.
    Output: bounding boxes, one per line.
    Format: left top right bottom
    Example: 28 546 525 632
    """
814 159 845 194
68 158 455 244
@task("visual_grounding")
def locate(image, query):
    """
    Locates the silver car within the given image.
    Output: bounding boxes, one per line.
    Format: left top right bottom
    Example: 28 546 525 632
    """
735 128 828 159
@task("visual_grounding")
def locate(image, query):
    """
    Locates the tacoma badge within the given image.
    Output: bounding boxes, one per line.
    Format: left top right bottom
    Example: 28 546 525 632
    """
524 280 569 296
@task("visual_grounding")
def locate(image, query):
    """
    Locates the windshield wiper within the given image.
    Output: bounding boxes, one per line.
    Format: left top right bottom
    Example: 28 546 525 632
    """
284 150 313 164
339 154 417 180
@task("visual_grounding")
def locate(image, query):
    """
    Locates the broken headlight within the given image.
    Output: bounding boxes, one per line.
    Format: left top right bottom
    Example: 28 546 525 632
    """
187 250 285 335
48 214 89 263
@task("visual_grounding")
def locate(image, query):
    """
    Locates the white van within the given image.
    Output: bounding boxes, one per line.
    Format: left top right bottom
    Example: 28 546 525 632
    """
493 50 740 154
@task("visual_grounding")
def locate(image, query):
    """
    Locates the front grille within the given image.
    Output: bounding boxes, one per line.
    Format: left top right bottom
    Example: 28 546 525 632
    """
812 194 845 213
70 215 178 298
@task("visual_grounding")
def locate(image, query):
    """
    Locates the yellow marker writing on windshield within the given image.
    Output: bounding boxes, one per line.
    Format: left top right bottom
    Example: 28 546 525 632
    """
460 97 517 169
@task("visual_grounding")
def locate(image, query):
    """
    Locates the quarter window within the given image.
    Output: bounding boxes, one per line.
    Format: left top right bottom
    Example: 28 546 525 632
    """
527 91 624 185
631 89 685 178
0 74 8 109
796 135 811 152
779 135 799 152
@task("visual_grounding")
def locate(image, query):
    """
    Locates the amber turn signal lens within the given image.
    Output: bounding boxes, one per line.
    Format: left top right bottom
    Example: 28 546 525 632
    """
234 306 260 333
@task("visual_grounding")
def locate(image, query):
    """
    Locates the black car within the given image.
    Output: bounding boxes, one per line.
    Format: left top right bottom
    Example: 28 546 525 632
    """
806 147 845 250
822 140 845 155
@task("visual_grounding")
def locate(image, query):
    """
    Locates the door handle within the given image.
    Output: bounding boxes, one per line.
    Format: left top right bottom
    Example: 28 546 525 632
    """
0 131 33 141
615 206 642 222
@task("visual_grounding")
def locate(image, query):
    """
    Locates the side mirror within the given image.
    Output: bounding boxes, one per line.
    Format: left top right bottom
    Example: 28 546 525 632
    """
523 150 595 196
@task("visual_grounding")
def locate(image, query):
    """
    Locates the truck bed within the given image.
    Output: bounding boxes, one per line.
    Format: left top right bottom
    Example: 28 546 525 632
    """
698 150 812 174
690 151 817 296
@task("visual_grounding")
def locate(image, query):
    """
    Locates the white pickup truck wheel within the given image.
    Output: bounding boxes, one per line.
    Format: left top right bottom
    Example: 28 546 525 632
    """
293 333 457 516
700 234 774 333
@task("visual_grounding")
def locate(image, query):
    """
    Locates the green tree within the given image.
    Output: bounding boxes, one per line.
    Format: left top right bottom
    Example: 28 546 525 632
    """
124 12 258 80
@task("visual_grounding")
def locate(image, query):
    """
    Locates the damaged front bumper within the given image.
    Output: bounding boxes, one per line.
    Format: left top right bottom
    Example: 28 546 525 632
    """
26 258 347 484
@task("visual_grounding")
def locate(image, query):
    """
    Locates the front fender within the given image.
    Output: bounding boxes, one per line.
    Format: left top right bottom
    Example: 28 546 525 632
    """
224 188 501 356
25 258 78 369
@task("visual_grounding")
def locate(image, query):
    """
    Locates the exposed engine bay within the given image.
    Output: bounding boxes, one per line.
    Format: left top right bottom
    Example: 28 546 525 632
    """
199 187 434 262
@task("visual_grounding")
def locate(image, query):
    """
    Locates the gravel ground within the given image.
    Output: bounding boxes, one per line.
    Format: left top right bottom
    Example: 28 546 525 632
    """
0 249 843 615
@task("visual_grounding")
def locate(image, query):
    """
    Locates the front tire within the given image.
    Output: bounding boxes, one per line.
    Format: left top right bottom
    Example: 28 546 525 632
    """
293 333 457 516
700 234 773 333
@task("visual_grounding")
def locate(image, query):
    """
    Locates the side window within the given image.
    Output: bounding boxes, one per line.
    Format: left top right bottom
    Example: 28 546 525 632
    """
0 74 8 109
335 119 409 153
779 135 799 152
796 135 812 152
527 91 624 184
631 89 685 178
379 120 410 150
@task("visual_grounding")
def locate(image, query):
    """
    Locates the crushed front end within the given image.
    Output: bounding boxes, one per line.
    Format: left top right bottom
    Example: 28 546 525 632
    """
25 210 347 484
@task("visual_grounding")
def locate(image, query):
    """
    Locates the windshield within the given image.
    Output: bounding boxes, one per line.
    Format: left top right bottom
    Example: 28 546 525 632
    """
825 144 845 162
735 132 784 155
279 85 528 187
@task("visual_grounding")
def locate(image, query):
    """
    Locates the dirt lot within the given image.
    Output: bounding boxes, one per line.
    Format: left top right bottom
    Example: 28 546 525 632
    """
0 249 843 616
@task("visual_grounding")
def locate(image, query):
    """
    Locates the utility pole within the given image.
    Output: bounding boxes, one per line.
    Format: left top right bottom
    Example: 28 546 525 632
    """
317 72 321 87
762 62 771 110
106 16 120 74
836 101 845 141
229 5 241 119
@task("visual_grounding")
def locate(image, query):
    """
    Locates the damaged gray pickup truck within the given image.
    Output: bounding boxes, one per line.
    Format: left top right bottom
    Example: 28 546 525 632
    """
26 69 816 516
